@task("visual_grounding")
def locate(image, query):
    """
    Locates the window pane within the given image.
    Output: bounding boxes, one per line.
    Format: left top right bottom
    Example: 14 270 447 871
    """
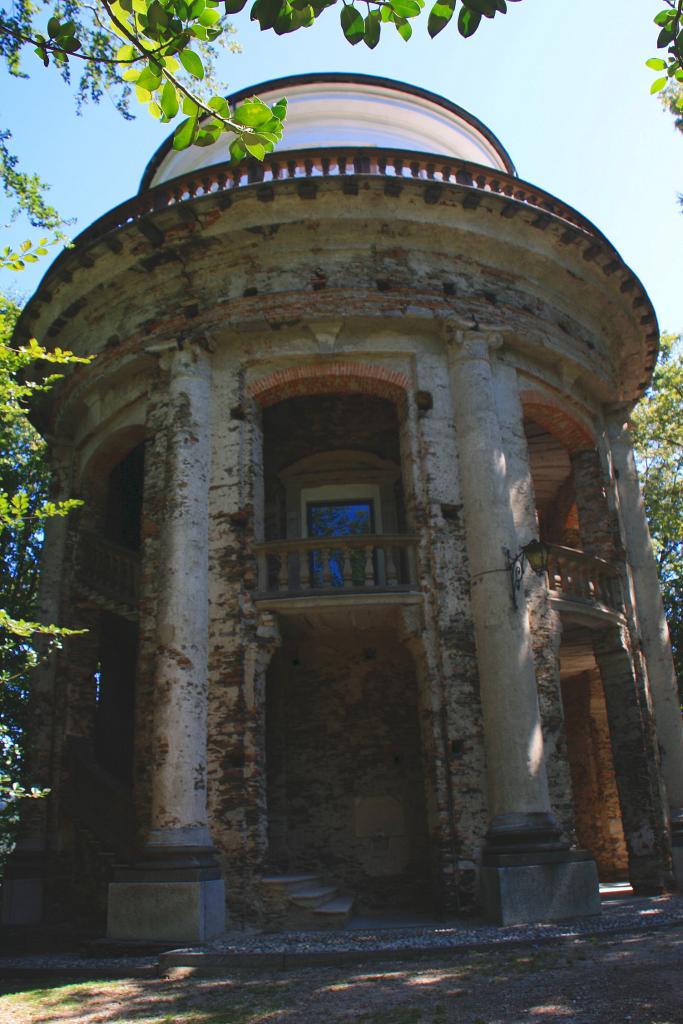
307 501 373 587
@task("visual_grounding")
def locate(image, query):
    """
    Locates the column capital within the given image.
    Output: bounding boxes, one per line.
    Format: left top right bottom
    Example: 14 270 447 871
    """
604 403 634 434
145 335 213 374
445 326 505 362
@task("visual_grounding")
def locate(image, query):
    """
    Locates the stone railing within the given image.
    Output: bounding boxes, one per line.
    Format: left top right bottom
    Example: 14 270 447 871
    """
545 544 623 617
253 534 418 596
45 146 613 271
76 530 141 615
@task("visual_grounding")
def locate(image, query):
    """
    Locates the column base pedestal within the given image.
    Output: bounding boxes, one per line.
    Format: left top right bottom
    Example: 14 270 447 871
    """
107 848 226 943
480 850 600 926
0 852 46 925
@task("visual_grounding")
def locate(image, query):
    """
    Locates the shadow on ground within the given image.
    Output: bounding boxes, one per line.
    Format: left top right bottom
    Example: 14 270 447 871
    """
1 927 682 1024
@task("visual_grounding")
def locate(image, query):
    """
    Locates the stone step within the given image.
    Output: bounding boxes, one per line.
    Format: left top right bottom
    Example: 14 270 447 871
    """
289 885 338 908
314 895 354 919
262 873 320 890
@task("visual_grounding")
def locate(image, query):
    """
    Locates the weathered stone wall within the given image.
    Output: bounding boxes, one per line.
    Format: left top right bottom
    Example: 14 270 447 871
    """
11 160 670 931
561 671 628 878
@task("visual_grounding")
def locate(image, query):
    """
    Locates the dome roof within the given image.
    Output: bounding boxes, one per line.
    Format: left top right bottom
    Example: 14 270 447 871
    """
140 73 515 191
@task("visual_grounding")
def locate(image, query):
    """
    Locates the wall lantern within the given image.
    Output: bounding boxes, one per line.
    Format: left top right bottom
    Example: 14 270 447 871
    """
505 539 549 610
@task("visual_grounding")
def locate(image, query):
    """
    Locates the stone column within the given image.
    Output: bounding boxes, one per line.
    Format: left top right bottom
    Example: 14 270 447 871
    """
1 444 73 924
493 361 576 843
607 410 683 886
594 627 673 891
107 340 225 942
447 329 598 924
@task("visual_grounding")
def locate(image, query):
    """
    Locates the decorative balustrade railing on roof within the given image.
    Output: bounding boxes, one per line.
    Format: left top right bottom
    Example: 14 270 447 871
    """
39 146 614 278
545 544 623 617
253 534 418 597
76 530 141 615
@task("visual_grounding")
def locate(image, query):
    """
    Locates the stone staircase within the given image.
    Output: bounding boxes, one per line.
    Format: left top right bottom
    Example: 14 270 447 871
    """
261 873 354 930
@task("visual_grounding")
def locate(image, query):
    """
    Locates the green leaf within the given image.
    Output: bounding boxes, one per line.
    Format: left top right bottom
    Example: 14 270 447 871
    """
208 95 231 117
458 6 481 36
650 76 667 94
654 9 676 27
116 44 137 61
224 0 248 10
196 123 222 146
428 0 455 38
272 97 287 121
233 96 276 128
47 17 61 38
33 44 49 67
160 81 179 118
147 0 169 25
179 48 204 79
657 26 675 48
340 4 364 44
390 0 421 17
172 115 198 149
646 57 668 70
463 0 497 15
136 66 163 91
189 0 206 15
229 139 247 163
243 140 267 160
396 17 412 39
251 0 287 29
199 7 221 24
363 8 381 47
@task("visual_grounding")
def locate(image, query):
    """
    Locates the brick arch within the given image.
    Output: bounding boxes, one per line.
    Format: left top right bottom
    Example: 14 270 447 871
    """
520 391 595 453
248 362 410 409
80 424 146 495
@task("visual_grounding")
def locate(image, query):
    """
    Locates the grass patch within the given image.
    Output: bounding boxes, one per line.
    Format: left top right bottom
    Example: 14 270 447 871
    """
0 977 295 1024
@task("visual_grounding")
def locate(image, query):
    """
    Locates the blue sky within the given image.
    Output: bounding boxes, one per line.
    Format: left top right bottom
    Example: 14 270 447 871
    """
3 0 682 333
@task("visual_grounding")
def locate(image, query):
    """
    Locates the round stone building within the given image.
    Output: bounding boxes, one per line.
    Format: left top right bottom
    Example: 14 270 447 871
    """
4 74 682 940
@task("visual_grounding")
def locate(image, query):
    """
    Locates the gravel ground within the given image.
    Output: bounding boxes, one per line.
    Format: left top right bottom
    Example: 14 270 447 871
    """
0 922 681 1023
0 894 681 975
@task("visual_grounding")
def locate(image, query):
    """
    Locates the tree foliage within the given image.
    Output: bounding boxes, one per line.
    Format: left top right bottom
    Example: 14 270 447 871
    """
631 334 683 687
647 2 683 109
0 0 679 170
661 81 683 133
0 258 89 835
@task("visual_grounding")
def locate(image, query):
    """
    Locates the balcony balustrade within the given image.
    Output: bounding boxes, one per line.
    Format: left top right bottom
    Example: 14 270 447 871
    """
545 544 624 619
253 534 418 598
76 530 141 616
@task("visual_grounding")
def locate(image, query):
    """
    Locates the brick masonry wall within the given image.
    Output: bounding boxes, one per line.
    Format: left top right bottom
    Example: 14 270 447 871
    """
562 670 629 878
265 629 432 911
